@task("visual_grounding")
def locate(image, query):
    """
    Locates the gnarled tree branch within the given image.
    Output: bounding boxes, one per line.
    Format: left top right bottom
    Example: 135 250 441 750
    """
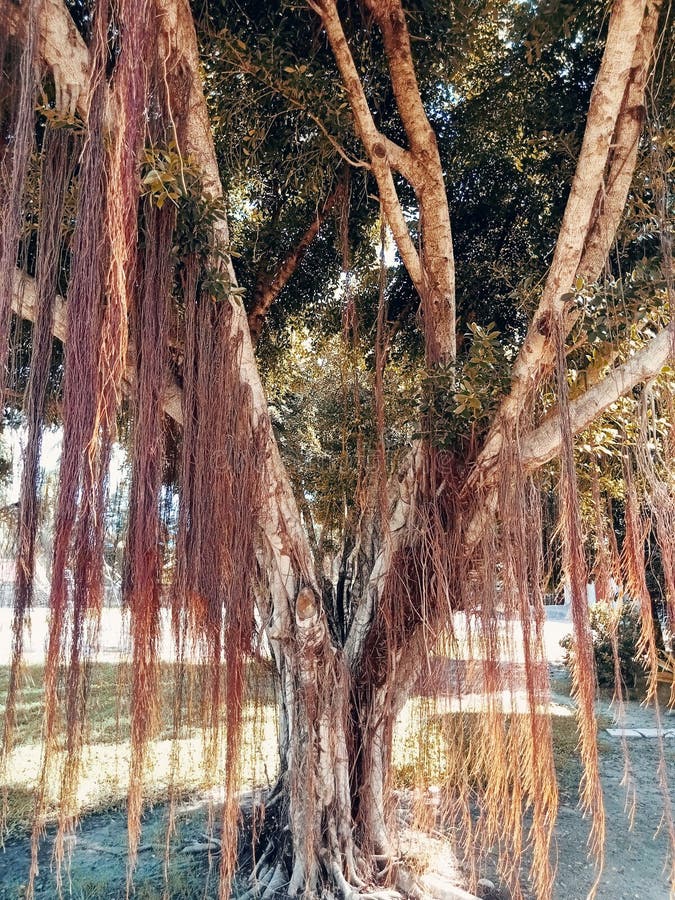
521 325 675 470
1 0 91 116
578 0 660 280
464 322 674 549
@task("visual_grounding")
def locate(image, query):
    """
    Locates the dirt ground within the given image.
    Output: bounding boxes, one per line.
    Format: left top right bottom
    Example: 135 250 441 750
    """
536 670 674 900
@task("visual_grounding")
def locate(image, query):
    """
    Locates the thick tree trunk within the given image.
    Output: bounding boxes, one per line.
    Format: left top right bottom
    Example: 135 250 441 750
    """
261 602 369 897
355 684 398 859
260 629 408 897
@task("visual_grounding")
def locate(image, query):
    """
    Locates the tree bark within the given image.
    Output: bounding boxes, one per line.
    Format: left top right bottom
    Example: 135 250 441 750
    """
309 0 456 366
474 0 657 473
1 0 91 116
364 0 456 367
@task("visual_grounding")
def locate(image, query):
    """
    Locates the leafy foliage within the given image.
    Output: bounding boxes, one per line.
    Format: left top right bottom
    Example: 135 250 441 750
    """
418 322 511 452
560 601 645 691
189 0 674 537
140 142 244 302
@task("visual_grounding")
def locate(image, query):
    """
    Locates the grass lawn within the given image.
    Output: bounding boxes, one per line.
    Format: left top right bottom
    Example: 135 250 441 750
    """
0 661 279 837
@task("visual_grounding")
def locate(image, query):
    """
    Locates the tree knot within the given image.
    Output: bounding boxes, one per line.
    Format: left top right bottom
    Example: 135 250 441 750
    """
296 586 318 621
536 311 552 337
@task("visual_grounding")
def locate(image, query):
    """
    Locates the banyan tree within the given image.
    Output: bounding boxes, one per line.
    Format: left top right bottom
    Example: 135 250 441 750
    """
0 0 674 898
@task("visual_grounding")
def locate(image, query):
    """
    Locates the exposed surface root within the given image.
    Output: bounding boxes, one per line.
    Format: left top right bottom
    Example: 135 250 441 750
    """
233 805 452 900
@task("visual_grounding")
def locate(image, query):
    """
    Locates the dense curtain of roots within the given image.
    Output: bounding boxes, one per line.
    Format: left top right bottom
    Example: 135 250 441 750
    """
124 199 174 880
28 7 114 892
168 258 263 899
1 128 79 822
105 0 170 882
622 453 675 884
450 450 557 900
354 441 558 898
0 4 262 899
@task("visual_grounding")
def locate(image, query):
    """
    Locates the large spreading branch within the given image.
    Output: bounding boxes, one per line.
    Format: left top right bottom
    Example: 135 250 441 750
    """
577 0 661 281
473 0 657 476
10 269 183 424
364 0 456 361
308 2 422 282
463 323 674 549
308 0 456 365
520 326 675 470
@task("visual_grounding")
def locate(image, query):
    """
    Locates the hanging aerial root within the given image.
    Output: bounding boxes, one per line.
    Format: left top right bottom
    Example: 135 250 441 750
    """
552 314 605 896
1 128 78 838
164 244 264 900
26 4 117 896
125 198 174 884
622 463 661 700
589 469 636 822
456 440 558 900
114 20 180 881
0 6 43 831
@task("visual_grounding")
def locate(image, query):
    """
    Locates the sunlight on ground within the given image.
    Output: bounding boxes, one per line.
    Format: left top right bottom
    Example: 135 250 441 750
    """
392 695 575 790
0 655 279 831
2 703 279 827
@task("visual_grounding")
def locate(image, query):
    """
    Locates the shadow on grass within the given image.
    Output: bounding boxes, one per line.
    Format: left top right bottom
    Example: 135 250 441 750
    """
0 659 277 750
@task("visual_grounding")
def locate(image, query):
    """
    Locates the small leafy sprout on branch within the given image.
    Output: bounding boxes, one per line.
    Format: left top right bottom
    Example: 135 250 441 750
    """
141 141 244 303
417 322 510 450
141 141 201 210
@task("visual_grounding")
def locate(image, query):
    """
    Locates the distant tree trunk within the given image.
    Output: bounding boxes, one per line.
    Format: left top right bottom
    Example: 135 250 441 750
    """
247 179 346 344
